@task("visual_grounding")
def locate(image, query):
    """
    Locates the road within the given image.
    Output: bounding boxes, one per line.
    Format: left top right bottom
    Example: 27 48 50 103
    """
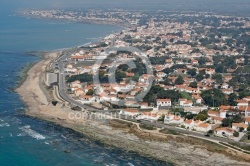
119 115 233 143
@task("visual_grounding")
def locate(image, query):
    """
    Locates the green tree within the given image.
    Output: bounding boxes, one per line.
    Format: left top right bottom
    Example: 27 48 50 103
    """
212 74 223 84
194 111 208 121
201 89 227 107
115 70 126 82
67 73 93 83
232 114 244 123
187 68 197 77
228 93 238 106
233 132 239 137
195 74 204 81
239 127 244 132
189 82 198 88
222 118 232 127
175 75 184 85
86 89 94 95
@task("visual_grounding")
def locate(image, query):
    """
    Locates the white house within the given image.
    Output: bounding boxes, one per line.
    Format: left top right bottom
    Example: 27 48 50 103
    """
212 116 224 124
194 123 212 132
156 72 166 78
236 100 249 107
192 94 202 104
157 98 172 107
208 110 219 117
79 95 96 104
179 98 193 107
243 96 250 102
182 119 194 129
232 123 248 132
215 127 235 138
164 114 184 124
119 109 139 117
245 117 250 126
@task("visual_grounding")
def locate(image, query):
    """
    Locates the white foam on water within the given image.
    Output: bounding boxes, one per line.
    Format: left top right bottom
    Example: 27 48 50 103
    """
17 133 25 137
45 142 49 145
19 125 45 140
0 123 10 127
128 163 135 166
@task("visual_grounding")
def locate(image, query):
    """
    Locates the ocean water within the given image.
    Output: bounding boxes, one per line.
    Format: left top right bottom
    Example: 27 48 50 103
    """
0 9 170 166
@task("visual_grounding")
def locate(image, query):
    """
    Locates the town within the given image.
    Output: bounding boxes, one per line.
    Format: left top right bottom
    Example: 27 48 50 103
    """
39 9 250 146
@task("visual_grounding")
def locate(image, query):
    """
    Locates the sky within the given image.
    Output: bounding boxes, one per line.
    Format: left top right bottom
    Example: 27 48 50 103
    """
2 0 250 16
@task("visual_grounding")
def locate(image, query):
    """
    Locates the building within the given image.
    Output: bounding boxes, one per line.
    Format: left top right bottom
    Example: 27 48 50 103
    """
183 119 194 129
215 127 235 138
208 110 219 117
212 116 224 124
79 95 96 104
194 123 212 132
119 109 139 116
236 100 249 107
232 123 248 132
157 98 172 107
179 98 193 107
164 114 184 124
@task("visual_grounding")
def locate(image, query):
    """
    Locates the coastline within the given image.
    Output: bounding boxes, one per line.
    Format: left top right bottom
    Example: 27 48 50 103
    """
15 49 250 166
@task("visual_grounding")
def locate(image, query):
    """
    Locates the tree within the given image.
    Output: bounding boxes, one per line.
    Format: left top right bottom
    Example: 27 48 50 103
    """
233 131 239 137
163 68 174 74
86 89 94 95
115 70 126 82
195 74 204 82
228 93 238 106
67 73 93 83
194 111 208 121
185 113 195 120
118 64 129 71
232 114 244 123
212 74 223 84
207 130 214 135
187 68 197 77
239 127 244 132
189 82 197 88
201 89 227 107
175 75 184 85
222 118 232 127
247 126 250 131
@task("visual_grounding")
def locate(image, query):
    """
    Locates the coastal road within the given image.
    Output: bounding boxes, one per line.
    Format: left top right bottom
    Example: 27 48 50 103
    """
119 115 234 144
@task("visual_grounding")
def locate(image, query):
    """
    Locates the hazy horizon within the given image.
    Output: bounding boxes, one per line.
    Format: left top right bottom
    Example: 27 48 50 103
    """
2 0 250 16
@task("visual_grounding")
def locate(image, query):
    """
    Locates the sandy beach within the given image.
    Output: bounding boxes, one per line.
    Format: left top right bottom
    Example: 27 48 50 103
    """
16 51 250 166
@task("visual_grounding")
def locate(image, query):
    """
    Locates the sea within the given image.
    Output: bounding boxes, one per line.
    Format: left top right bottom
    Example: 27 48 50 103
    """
0 6 170 166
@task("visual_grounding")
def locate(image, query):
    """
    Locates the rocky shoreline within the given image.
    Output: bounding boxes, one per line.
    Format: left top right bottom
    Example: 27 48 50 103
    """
16 51 250 166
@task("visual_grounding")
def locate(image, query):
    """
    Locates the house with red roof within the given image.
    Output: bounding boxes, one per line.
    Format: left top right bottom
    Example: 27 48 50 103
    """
194 123 212 132
157 98 172 107
79 95 95 104
245 117 250 126
232 123 248 132
182 119 194 129
164 114 184 124
236 100 249 107
215 127 235 138
119 109 139 116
